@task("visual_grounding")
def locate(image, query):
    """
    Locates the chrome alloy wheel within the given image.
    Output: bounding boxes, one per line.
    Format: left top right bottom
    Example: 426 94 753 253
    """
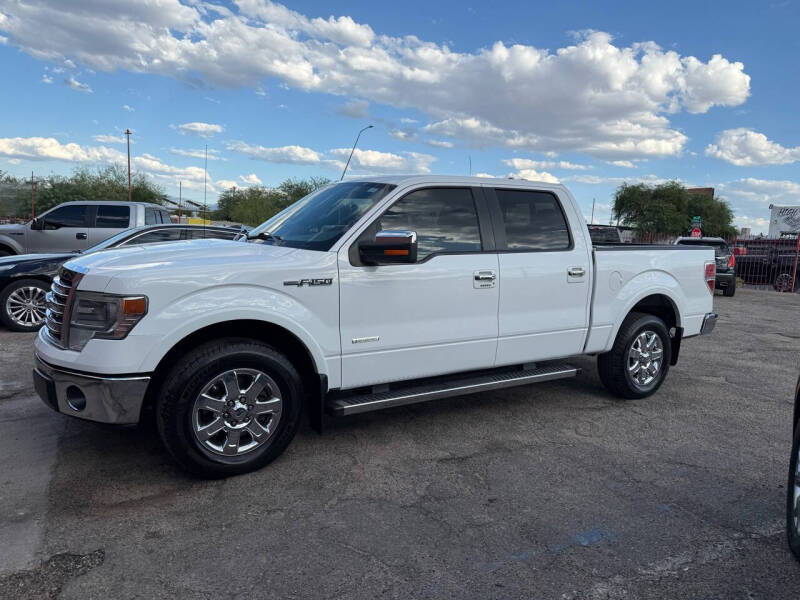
5 285 47 328
191 368 283 456
793 445 800 535
627 330 664 388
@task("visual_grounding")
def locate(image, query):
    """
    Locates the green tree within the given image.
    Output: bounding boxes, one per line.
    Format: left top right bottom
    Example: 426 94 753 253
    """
217 176 331 226
613 181 734 237
10 165 166 218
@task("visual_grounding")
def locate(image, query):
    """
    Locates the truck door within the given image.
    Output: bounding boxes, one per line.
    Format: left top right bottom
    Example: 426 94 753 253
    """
27 204 90 253
88 204 131 247
486 186 591 365
338 186 499 389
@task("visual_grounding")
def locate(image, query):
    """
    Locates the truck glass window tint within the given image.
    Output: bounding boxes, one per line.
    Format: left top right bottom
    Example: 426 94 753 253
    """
249 182 396 252
43 205 88 229
95 205 130 228
145 207 158 225
378 188 481 260
129 229 183 244
496 189 570 251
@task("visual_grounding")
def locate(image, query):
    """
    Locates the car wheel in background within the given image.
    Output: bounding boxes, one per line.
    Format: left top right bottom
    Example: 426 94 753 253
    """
156 338 304 478
0 278 49 332
786 425 800 561
597 311 671 400
774 272 797 292
723 280 736 297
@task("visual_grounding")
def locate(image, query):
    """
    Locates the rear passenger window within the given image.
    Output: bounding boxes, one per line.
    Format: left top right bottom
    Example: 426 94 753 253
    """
376 188 482 261
95 205 130 228
495 189 571 251
185 228 235 240
145 207 158 225
127 229 182 245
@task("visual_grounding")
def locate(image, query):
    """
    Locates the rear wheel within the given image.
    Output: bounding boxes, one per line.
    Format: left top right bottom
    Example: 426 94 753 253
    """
0 278 49 331
598 312 671 399
723 279 736 297
156 339 304 478
774 272 797 293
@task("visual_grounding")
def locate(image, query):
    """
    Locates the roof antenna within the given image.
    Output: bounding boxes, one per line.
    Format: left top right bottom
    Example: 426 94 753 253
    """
468 155 472 176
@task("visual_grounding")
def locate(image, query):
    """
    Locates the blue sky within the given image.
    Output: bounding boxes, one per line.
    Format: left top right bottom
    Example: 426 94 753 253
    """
0 0 798 231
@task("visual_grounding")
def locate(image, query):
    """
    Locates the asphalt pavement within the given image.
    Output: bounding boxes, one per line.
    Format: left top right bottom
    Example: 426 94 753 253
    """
1 288 799 599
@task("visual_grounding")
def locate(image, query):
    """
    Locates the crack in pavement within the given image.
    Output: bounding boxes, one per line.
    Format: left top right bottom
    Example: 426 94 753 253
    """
0 550 104 600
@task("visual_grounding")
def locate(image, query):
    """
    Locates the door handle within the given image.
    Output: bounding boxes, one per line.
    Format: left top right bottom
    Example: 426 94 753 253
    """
473 270 496 289
76 232 87 240
567 267 585 277
474 271 496 281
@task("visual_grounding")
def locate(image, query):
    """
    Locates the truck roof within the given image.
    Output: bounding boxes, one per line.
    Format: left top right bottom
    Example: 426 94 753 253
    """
52 200 167 208
343 175 566 190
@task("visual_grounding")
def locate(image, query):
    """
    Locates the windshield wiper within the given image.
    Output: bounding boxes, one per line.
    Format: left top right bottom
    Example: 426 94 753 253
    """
247 231 283 242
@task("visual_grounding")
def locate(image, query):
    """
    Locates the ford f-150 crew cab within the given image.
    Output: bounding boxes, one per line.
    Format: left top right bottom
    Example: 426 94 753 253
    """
32 176 718 477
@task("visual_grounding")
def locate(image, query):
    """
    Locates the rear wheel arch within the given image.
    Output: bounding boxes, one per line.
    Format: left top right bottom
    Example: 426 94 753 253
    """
143 320 320 423
0 243 17 256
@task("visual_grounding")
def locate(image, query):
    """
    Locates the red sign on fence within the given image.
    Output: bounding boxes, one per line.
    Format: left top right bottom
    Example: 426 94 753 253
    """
691 228 702 237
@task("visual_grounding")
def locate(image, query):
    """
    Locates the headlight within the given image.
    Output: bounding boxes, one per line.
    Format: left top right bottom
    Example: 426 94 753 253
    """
67 292 148 350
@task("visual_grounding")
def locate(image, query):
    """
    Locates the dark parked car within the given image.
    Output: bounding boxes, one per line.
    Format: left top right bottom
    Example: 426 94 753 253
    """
787 374 800 561
733 237 800 292
0 224 239 331
674 237 736 296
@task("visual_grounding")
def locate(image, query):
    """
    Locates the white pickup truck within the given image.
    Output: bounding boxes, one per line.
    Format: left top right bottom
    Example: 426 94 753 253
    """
33 176 717 477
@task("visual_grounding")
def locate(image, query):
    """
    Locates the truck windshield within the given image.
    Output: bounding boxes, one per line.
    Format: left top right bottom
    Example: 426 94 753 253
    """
247 182 396 251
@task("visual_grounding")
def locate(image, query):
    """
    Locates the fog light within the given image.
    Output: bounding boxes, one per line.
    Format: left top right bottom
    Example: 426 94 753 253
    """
66 386 86 412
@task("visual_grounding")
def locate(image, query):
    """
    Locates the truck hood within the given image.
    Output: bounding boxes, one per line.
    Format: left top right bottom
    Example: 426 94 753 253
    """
63 239 309 292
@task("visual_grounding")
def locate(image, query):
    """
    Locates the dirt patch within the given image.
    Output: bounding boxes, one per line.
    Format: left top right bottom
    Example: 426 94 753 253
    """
0 550 104 600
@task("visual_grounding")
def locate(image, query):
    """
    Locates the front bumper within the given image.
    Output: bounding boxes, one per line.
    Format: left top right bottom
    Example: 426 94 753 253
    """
700 312 718 335
33 355 150 424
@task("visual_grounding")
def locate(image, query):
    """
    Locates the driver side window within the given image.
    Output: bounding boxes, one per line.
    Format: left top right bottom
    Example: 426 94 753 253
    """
43 205 88 229
370 188 482 262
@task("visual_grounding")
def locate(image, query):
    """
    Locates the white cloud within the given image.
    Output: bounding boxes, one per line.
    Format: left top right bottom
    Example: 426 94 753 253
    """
338 99 369 118
92 134 126 144
122 104 135 112
564 173 675 185
169 147 222 160
327 148 435 174
718 178 800 205
0 3 751 159
0 136 121 162
503 158 589 171
216 179 238 189
239 173 262 185
174 122 224 137
41 73 52 84
508 169 560 184
64 75 92 93
227 141 322 164
706 128 800 166
608 160 637 168
423 139 453 148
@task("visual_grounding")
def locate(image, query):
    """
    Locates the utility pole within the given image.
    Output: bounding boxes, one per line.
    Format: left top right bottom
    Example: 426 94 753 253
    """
30 170 35 219
203 145 208 229
125 128 132 202
591 197 596 225
468 155 472 176
178 181 182 222
341 125 373 180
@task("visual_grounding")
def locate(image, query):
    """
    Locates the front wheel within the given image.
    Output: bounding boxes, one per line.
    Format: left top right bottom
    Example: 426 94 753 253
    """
597 312 671 399
787 425 800 561
156 339 304 478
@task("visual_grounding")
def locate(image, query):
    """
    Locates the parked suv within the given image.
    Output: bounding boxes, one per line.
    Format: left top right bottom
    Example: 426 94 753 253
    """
674 237 736 296
0 201 172 256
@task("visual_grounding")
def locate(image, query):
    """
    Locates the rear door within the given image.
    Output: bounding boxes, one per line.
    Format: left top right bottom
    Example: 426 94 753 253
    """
338 186 499 389
487 186 592 365
88 204 131 246
28 204 90 253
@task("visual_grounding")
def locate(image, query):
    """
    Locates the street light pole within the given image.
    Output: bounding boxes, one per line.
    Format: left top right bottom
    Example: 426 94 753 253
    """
340 125 373 180
125 128 132 202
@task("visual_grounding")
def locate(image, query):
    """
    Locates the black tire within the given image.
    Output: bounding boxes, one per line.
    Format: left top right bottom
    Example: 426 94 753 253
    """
597 311 671 399
0 278 49 332
774 272 797 293
723 280 736 297
787 424 800 561
155 338 304 478
0 249 12 257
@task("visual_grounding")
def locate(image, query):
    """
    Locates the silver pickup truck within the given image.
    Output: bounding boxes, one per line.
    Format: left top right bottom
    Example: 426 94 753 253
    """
0 201 172 255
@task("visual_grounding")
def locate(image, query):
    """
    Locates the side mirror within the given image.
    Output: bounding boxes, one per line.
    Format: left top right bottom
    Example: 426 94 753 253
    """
359 230 418 265
30 217 43 230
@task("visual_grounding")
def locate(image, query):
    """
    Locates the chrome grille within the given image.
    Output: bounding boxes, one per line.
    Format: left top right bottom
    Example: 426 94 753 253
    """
44 267 78 347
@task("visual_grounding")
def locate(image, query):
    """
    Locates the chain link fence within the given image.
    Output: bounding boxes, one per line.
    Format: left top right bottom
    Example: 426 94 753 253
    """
0 182 30 224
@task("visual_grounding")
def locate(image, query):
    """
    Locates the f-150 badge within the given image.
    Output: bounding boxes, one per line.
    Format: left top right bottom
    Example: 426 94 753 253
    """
283 278 333 287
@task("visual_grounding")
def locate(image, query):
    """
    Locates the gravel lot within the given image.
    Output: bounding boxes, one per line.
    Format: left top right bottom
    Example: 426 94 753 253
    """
1 288 799 599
